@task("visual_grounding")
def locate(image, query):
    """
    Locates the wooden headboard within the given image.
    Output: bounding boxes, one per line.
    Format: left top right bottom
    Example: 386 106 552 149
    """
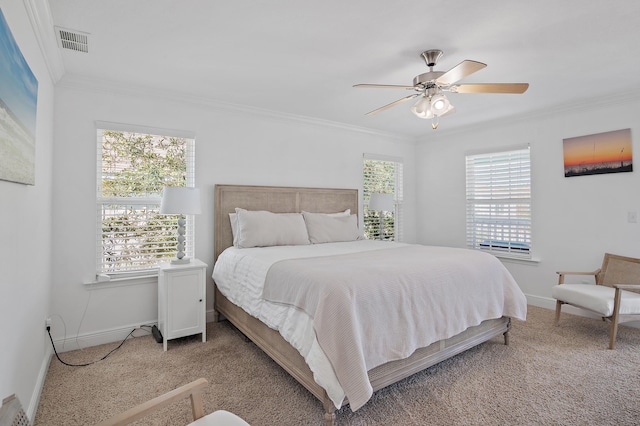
213 184 359 261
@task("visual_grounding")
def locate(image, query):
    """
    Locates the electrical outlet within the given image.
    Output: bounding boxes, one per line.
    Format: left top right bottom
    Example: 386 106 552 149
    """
45 318 52 328
628 211 638 224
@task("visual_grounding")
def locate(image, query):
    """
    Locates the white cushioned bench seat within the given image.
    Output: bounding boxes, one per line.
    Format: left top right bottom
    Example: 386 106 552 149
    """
552 284 640 317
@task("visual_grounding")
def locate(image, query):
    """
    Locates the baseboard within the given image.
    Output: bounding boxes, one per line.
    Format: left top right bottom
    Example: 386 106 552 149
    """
28 344 53 422
51 320 158 353
41 298 640 352
206 307 217 324
51 311 217 352
525 294 556 310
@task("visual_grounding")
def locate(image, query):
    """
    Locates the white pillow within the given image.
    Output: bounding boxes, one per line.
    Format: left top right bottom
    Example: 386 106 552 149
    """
301 209 350 217
229 212 238 244
234 208 310 248
302 212 364 244
232 210 348 236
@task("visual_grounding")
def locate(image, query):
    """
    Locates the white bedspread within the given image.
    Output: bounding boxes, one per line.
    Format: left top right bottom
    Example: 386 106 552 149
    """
262 245 527 410
212 241 527 411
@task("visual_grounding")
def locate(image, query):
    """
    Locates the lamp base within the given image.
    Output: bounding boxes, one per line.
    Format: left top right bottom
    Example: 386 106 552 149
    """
170 257 191 265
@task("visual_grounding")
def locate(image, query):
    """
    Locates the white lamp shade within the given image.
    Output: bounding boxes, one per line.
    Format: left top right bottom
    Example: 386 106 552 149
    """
369 193 394 212
411 96 434 119
430 93 450 113
160 187 202 215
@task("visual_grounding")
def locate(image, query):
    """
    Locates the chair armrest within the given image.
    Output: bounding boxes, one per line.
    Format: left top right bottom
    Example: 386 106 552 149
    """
556 269 601 284
95 378 208 426
614 284 640 291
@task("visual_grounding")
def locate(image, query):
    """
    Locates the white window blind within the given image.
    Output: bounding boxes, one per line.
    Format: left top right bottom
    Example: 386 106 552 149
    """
96 124 196 274
466 146 531 259
363 154 403 241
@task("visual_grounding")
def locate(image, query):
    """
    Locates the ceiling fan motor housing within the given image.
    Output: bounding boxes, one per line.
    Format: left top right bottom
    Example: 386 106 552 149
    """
413 72 446 88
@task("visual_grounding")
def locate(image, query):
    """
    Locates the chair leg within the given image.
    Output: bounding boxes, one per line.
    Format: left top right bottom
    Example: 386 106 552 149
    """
554 300 563 325
609 287 623 350
609 320 619 350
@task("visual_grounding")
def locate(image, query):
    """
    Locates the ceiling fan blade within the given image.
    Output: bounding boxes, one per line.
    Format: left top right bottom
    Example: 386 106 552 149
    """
452 83 529 94
365 94 418 115
354 83 416 90
436 60 486 85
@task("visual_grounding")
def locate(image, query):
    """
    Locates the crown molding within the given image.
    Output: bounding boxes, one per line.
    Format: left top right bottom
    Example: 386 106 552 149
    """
418 88 640 141
56 73 415 143
23 0 65 83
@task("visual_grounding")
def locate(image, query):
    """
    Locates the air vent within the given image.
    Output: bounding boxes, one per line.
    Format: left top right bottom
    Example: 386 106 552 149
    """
55 27 89 53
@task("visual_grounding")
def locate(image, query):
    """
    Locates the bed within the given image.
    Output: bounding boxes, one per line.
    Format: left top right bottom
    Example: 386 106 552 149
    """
212 184 527 425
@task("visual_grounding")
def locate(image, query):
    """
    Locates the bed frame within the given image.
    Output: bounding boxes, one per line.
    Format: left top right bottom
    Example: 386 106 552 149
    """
212 184 511 425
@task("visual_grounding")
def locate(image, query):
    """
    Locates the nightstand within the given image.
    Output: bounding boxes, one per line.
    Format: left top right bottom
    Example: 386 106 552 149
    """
157 259 207 351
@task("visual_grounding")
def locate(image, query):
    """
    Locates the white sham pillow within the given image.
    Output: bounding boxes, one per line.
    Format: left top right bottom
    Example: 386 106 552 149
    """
302 211 364 244
231 210 350 246
229 212 238 244
301 209 350 217
234 208 310 248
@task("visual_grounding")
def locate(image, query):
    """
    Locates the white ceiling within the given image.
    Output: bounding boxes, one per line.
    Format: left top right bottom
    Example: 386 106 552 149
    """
46 1 640 138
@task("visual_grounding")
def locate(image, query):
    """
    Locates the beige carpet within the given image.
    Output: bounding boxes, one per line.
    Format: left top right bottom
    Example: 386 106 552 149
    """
34 306 640 426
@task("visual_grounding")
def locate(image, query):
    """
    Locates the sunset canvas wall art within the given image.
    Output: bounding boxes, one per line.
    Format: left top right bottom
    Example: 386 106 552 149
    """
563 129 633 177
0 7 38 185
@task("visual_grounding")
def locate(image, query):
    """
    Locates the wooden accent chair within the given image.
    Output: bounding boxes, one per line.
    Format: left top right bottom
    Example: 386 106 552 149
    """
95 378 249 426
552 253 640 349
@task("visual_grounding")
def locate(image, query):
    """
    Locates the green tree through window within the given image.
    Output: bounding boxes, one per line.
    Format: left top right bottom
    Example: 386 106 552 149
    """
97 128 195 273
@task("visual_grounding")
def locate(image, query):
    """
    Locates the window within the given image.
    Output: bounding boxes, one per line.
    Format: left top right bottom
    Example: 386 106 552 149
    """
465 146 531 259
96 122 196 275
363 154 403 241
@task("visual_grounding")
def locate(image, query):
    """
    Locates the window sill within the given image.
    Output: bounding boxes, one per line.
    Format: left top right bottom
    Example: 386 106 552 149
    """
494 254 541 264
83 273 158 289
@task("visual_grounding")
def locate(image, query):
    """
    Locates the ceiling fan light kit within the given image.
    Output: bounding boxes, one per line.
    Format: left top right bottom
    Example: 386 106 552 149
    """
429 93 451 113
354 49 529 129
410 96 433 119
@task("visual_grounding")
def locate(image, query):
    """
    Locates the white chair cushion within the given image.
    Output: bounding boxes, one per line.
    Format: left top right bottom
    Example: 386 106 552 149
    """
552 284 640 317
189 410 250 426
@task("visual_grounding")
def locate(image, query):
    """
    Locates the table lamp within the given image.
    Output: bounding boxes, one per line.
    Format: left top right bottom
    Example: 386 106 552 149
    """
160 186 201 264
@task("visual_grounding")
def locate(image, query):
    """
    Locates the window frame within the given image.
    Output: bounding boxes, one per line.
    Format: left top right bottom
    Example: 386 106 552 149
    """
465 145 532 260
95 121 196 277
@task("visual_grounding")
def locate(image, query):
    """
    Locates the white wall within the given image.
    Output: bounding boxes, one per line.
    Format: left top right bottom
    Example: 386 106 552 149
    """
49 80 417 349
416 95 640 309
0 0 55 417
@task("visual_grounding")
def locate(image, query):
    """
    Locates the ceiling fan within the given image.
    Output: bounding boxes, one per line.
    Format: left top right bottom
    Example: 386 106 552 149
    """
353 49 528 127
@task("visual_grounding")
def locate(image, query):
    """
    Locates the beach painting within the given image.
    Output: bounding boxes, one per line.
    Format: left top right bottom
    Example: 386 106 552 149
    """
563 129 633 178
0 7 38 185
